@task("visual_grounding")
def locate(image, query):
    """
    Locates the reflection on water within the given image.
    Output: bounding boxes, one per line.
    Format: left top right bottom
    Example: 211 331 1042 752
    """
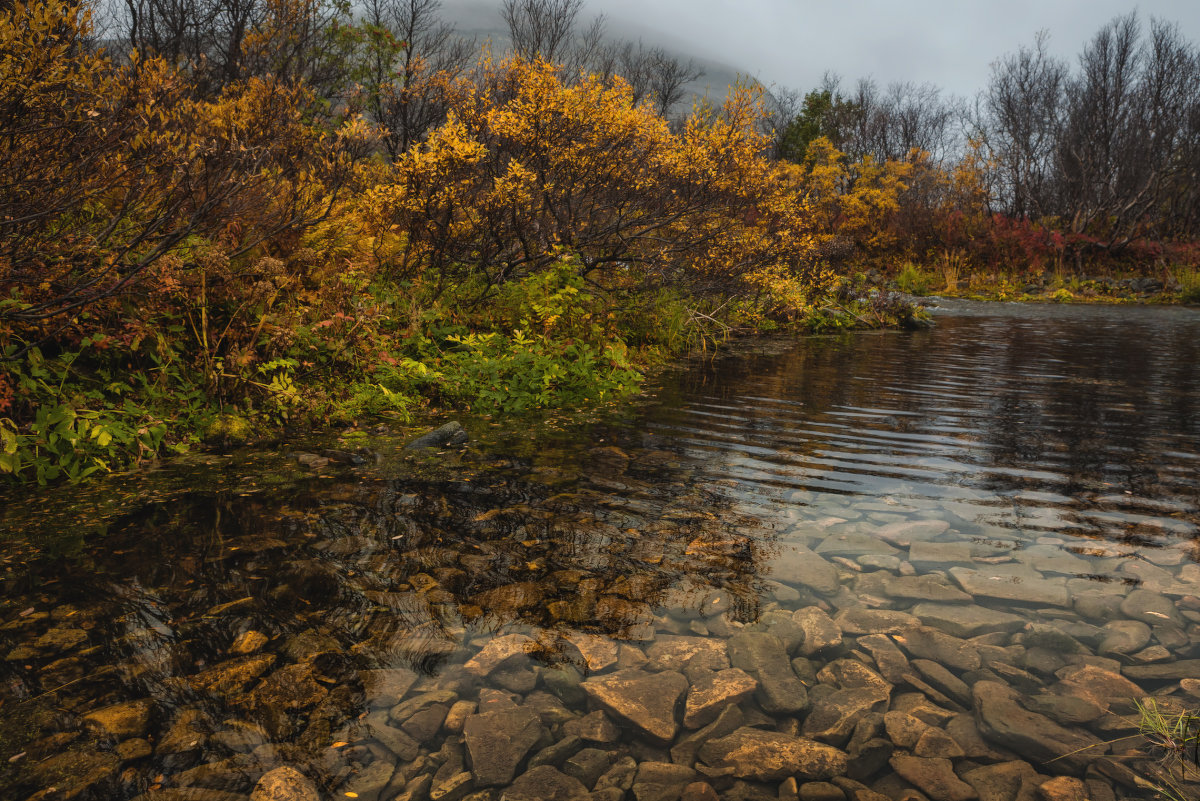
2 300 1199 801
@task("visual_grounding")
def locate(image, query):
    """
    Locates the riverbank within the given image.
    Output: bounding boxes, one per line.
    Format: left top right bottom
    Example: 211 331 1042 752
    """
0 271 925 488
883 264 1200 305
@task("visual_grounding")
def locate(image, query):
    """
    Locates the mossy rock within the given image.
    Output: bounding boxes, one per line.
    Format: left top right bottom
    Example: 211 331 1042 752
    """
203 414 255 446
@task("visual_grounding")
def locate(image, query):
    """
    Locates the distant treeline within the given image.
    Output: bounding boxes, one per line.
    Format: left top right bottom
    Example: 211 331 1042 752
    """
760 12 1200 273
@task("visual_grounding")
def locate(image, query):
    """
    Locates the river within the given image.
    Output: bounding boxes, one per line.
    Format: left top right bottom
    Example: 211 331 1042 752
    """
2 299 1198 801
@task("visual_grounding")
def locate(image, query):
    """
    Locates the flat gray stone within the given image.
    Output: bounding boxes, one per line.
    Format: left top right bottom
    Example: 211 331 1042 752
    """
883 575 972 603
875 520 951 546
833 608 919 635
949 566 1069 607
728 632 808 715
769 543 840 594
908 541 974 570
815 533 899 559
909 603 1025 638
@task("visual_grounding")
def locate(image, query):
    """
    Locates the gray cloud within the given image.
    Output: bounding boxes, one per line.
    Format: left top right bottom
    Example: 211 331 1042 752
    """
572 0 1200 97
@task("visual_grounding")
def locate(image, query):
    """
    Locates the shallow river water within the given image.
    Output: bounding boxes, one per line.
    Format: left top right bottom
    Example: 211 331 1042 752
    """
2 300 1200 801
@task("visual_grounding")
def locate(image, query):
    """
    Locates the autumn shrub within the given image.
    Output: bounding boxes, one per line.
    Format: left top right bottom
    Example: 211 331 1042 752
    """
360 58 827 316
0 0 368 482
796 136 911 266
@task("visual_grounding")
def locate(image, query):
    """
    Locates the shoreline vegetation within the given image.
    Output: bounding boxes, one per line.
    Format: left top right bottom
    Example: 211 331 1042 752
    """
2 0 1198 486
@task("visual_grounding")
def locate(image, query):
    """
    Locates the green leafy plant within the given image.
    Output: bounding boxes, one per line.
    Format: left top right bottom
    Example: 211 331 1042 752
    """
1172 266 1200 304
895 263 934 295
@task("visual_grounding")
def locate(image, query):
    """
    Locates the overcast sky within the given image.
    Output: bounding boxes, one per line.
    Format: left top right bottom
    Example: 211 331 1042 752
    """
552 0 1200 98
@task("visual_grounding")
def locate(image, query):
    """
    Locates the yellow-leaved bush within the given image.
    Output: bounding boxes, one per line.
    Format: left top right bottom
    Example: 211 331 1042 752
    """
360 57 829 318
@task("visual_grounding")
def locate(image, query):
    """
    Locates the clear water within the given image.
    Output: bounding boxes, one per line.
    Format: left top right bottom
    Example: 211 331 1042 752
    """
2 300 1199 801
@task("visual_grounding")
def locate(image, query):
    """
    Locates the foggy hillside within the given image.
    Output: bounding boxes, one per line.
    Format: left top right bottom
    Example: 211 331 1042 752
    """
439 0 752 107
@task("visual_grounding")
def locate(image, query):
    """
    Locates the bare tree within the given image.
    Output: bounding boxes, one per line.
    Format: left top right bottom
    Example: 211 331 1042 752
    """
501 0 583 65
361 0 475 156
981 13 1200 250
119 0 353 96
979 30 1068 219
644 46 702 118
1057 12 1142 241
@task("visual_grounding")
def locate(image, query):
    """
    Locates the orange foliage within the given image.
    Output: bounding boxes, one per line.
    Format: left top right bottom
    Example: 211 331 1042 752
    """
0 0 357 354
361 58 828 313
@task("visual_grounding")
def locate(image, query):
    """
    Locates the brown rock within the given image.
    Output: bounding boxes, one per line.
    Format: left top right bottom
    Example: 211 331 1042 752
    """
681 781 720 801
561 710 619 743
464 634 535 676
683 668 757 729
360 667 419 707
698 727 848 782
833 608 920 635
962 762 1043 801
251 766 319 801
794 607 843 655
890 755 978 801
645 636 729 672
502 766 589 801
464 707 545 786
563 632 619 672
83 699 155 740
1037 777 1088 801
914 727 966 759
231 631 269 655
190 655 276 697
581 670 688 743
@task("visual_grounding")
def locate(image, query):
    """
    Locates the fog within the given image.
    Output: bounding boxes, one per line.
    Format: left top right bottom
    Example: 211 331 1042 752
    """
443 0 1200 97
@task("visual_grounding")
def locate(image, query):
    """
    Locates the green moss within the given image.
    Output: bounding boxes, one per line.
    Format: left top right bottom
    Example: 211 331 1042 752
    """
203 413 255 445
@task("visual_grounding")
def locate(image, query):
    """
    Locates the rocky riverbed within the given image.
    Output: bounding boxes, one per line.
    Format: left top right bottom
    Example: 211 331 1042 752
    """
3 446 1200 801
3 301 1199 801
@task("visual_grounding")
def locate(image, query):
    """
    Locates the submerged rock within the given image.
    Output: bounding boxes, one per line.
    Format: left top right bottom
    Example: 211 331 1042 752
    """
972 681 1105 771
767 544 840 595
29 750 120 799
190 654 276 697
698 727 848 781
645 635 729 672
802 686 891 747
464 706 546 786
890 755 978 801
893 627 980 672
833 608 920 635
728 631 809 715
406 421 469 450
909 603 1025 638
464 634 535 676
581 669 688 743
948 566 1069 607
502 765 589 801
683 668 758 729
82 698 156 740
793 607 843 655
